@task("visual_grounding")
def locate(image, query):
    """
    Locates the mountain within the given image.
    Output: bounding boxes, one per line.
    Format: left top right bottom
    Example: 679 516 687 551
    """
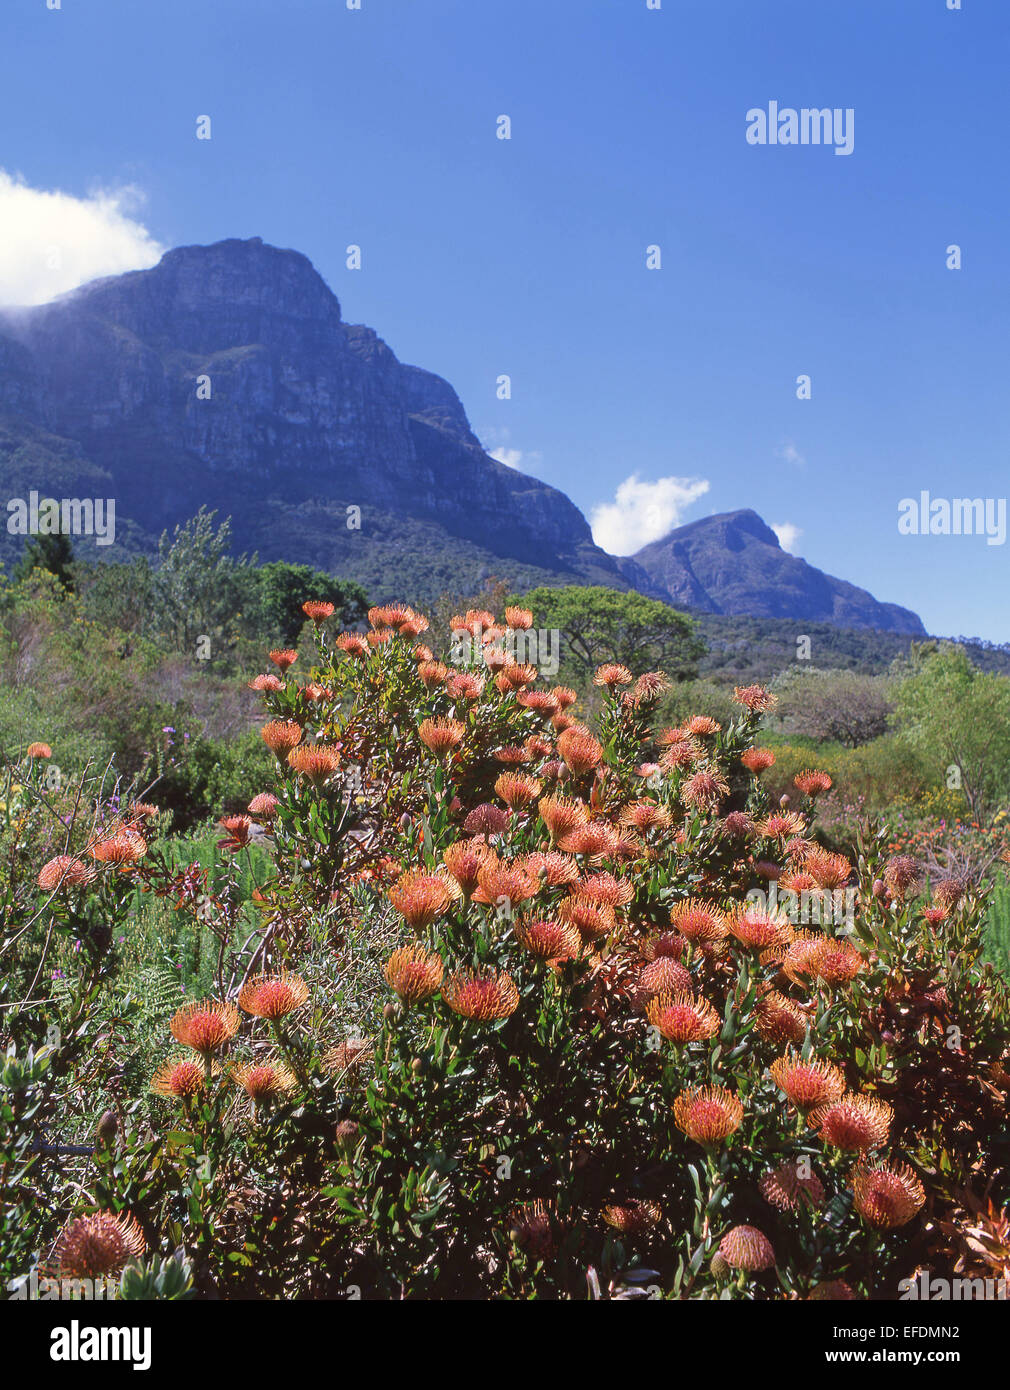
0 238 923 634
624 509 924 635
0 237 639 598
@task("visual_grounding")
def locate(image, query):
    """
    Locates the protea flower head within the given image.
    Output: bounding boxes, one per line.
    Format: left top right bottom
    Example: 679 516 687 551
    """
335 632 370 658
261 719 303 758
794 769 832 797
268 648 298 671
593 663 633 687
287 744 342 786
754 988 809 1045
37 855 95 891
238 972 309 1020
601 1199 662 1234
851 1161 925 1229
248 792 280 818
500 661 538 690
733 684 777 713
518 851 581 888
558 896 617 942
232 1061 297 1101
446 672 485 701
932 877 966 911
759 1161 826 1212
515 918 583 963
418 717 465 756
575 871 635 909
538 794 589 843
681 768 730 812
557 822 620 858
388 869 460 928
620 800 672 833
443 839 494 896
884 854 923 901
645 991 719 1043
741 748 775 773
472 859 539 908
495 771 541 810
53 1210 145 1278
672 1085 744 1146
493 743 532 764
384 944 445 1004
505 606 534 630
449 608 496 639
684 715 721 736
769 1051 846 1108
808 1094 892 1152
810 936 864 986
170 999 240 1055
802 849 852 890
557 726 604 776
150 1056 207 1098
301 599 335 623
642 930 686 961
417 659 449 689
669 899 729 943
217 814 253 852
721 811 756 840
509 1200 557 1260
719 1225 775 1272
659 733 704 771
550 686 578 709
463 803 511 837
26 741 53 759
729 904 793 951
638 956 692 999
442 969 519 1020
757 811 807 840
89 831 147 865
249 673 284 692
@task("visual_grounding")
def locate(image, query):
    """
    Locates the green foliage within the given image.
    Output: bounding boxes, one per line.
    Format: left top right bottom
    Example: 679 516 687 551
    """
770 668 893 748
250 561 368 646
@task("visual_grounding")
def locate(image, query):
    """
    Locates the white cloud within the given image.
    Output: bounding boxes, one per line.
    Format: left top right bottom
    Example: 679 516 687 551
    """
772 521 803 553
490 447 523 469
0 171 164 307
590 473 710 555
776 441 806 468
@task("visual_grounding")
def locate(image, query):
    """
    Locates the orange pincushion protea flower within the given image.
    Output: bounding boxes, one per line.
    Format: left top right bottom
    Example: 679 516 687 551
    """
515 918 583 963
802 849 851 890
769 1051 846 1108
794 769 832 797
336 632 370 658
302 599 335 623
443 839 494 896
464 803 510 836
495 771 541 810
575 871 634 909
780 931 825 984
557 822 620 858
558 896 617 942
729 904 793 951
733 684 777 713
757 811 807 840
741 748 775 773
388 869 459 928
384 944 444 1004
449 608 496 638
232 1061 297 1101
673 1085 744 1146
681 768 729 812
417 659 449 689
151 1056 207 1098
538 795 589 842
515 689 559 715
810 936 864 985
645 991 719 1043
218 814 253 851
660 736 703 772
287 744 342 786
53 1211 145 1278
556 726 603 775
669 899 729 943
505 606 534 629
550 686 578 709
37 855 94 891
593 663 633 687
26 741 52 759
442 969 519 1020
719 1225 775 1272
518 851 580 888
170 999 240 1055
754 989 808 1045
248 792 279 817
601 1199 662 1234
418 717 465 755
249 673 284 692
445 672 485 701
620 800 672 833
238 972 309 1019
638 956 692 998
261 719 303 758
89 831 147 865
268 648 298 671
493 743 532 764
760 1161 825 1212
808 1094 892 1152
472 859 539 907
367 627 394 646
684 715 721 736
851 1161 925 1229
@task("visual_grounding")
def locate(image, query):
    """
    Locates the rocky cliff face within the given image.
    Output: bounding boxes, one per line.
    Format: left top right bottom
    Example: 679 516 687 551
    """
0 238 627 592
627 509 925 635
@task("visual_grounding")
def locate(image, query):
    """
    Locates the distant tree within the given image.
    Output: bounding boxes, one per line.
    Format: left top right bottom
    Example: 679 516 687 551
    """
13 529 76 593
891 643 1010 822
520 585 705 682
771 668 894 748
250 562 369 645
77 558 155 635
151 508 253 655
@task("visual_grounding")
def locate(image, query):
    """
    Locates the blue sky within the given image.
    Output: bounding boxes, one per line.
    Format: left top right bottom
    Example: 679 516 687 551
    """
0 0 1006 638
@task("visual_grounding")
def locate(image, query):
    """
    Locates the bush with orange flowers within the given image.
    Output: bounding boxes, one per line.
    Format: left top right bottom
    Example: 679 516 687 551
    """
4 600 1010 1302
